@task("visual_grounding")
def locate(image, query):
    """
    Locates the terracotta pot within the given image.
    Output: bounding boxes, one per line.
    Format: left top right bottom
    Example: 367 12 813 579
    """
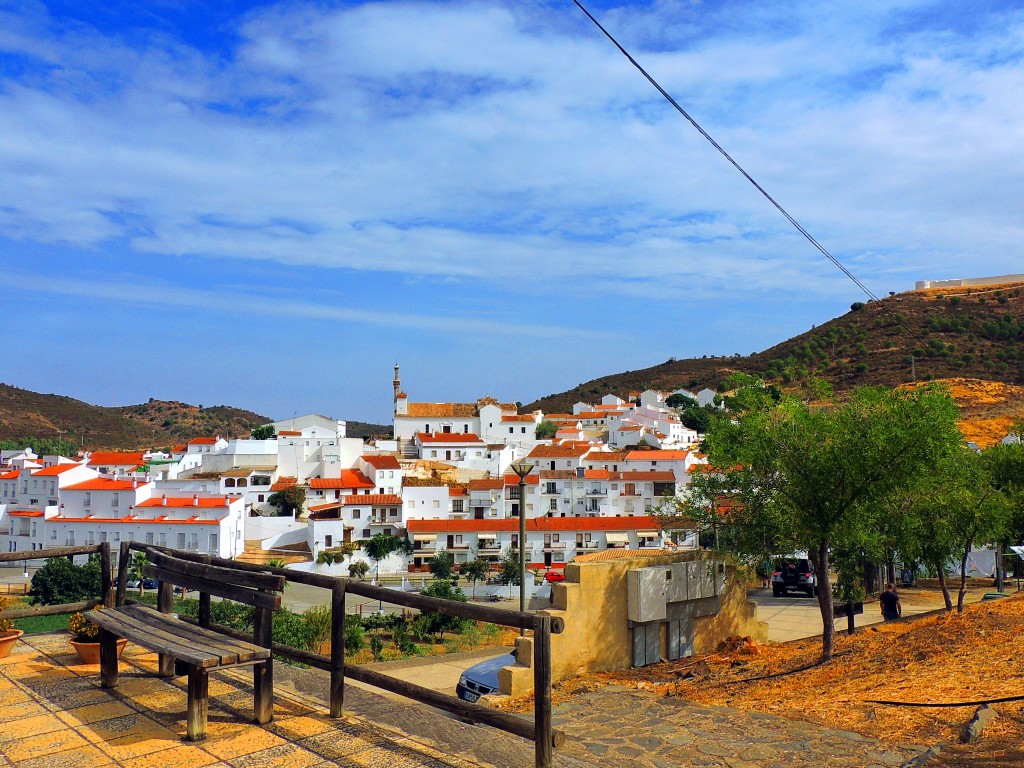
0 629 23 659
70 637 127 664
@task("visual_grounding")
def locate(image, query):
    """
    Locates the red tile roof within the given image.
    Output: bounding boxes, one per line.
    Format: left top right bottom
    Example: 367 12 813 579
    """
501 415 535 422
625 450 690 461
417 432 485 444
32 464 84 476
0 470 19 480
405 402 477 418
362 455 401 470
54 514 223 525
341 494 403 506
309 470 375 489
408 515 662 533
64 478 149 491
137 496 240 508
278 430 302 436
189 437 219 445
9 510 44 517
468 479 503 491
270 476 297 491
527 443 592 459
87 452 146 466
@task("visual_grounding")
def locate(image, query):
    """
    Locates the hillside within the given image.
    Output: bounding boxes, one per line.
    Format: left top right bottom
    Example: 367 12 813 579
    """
526 283 1024 444
0 384 390 450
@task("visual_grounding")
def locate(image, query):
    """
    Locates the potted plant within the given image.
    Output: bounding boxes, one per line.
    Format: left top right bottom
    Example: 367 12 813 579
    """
0 596 23 659
68 608 127 664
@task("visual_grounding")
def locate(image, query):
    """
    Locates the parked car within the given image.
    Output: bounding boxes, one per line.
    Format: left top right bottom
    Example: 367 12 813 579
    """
544 570 565 583
456 650 516 703
125 578 160 590
771 556 817 597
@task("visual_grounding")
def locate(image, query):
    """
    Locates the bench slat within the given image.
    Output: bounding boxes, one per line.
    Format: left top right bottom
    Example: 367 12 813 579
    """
87 605 269 668
120 604 264 664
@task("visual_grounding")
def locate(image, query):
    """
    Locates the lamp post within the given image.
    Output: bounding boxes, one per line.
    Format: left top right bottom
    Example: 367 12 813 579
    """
509 461 533 631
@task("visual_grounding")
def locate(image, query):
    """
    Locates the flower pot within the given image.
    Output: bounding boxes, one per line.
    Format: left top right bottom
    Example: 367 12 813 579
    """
0 629 23 659
70 637 127 664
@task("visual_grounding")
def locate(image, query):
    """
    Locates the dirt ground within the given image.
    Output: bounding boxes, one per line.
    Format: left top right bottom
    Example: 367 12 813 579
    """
507 579 1024 767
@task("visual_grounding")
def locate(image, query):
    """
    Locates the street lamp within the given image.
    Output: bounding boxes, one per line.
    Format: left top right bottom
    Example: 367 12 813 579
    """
509 461 533 630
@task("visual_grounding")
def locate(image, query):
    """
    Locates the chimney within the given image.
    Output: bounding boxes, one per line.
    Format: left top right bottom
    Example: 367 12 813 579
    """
132 480 138 489
161 494 167 506
193 494 199 506
224 496 230 507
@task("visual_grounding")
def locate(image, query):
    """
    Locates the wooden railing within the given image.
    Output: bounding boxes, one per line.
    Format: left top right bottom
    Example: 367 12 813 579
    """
0 543 112 620
124 542 564 768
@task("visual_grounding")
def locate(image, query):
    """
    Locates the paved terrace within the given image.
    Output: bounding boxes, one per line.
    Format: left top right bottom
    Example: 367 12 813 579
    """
1 632 934 768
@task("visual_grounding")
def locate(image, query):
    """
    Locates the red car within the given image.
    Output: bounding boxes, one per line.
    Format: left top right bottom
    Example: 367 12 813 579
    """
544 570 565 583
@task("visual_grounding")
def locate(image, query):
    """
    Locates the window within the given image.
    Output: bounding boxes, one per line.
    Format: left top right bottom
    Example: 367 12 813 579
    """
389 507 399 517
325 535 333 548
111 493 119 508
352 509 361 519
85 492 91 506
86 532 94 545
190 533 199 551
432 500 440 508
158 533 166 546
146 532 154 545
209 533 219 552
452 500 463 513
99 532 108 543
553 553 564 562
177 533 186 549
50 529 57 540
511 534 519 546
509 427 513 434
362 528 371 538
549 498 557 511
522 427 526 433
545 482 557 494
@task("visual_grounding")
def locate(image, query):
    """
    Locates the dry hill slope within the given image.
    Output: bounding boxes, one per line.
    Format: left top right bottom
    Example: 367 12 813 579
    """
526 285 1024 443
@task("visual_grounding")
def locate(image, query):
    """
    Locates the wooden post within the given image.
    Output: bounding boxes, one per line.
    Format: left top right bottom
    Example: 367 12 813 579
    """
253 605 273 724
846 599 855 636
100 542 113 608
533 615 553 768
186 665 209 741
157 581 175 676
115 541 130 607
198 555 212 628
98 627 119 689
330 580 347 718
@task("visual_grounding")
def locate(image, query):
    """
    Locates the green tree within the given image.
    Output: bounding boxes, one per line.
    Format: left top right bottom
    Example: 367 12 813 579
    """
363 533 405 582
666 393 696 409
428 551 456 581
129 552 150 597
348 560 370 580
251 424 277 440
414 579 468 642
498 547 522 599
28 555 103 606
268 485 306 517
535 420 558 439
690 382 962 660
462 559 490 599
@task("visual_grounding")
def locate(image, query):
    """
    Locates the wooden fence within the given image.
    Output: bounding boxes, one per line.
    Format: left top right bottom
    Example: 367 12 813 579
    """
122 543 565 768
0 543 112 619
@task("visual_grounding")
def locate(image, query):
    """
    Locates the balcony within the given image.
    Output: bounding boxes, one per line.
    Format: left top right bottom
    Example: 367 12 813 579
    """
585 488 606 496
542 542 566 551
576 541 599 549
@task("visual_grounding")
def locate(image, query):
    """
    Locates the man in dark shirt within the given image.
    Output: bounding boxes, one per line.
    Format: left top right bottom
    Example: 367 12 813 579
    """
880 582 901 621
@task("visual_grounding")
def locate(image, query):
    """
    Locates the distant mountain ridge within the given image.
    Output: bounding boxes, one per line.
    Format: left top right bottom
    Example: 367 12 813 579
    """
525 284 1024 445
0 384 389 450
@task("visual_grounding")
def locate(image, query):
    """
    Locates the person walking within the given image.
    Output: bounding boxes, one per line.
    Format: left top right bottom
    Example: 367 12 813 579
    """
880 582 902 621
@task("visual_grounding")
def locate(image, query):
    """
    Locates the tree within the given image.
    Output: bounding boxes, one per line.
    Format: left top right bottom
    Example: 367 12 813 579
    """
28 555 103 606
413 579 468 641
462 559 490 599
348 560 370 580
129 552 149 597
498 547 521 598
930 448 1011 611
268 485 306 517
535 420 557 439
690 382 962 660
666 393 696 409
251 424 277 440
428 551 456 581
363 533 405 581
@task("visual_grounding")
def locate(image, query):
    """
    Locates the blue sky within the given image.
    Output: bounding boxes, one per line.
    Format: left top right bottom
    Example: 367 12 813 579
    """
3 0 1024 425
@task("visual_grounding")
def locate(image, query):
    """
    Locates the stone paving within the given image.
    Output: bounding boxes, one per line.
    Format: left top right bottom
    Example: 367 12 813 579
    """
0 633 481 768
551 685 931 768
1 632 938 768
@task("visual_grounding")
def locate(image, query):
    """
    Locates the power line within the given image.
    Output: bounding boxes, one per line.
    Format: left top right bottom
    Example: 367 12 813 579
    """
572 0 883 305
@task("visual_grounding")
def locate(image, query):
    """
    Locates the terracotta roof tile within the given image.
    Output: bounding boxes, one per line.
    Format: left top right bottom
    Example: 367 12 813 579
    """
417 432 485 444
137 496 240 508
407 515 662 533
87 451 146 466
341 494 403 506
362 455 401 469
64 478 149 491
33 464 84 476
309 470 375 489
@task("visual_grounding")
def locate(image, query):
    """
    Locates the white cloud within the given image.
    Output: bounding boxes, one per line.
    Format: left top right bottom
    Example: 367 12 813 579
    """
2 0 1024 305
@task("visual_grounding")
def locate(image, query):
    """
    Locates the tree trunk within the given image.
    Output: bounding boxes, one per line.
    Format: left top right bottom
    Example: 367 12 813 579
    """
811 540 835 661
957 542 972 613
935 561 953 612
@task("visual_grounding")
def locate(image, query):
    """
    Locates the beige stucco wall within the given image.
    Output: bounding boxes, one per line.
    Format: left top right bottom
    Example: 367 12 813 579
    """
495 551 766 697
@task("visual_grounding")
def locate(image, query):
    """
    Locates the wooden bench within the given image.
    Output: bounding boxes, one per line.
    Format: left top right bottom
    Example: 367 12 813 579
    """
87 548 284 740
